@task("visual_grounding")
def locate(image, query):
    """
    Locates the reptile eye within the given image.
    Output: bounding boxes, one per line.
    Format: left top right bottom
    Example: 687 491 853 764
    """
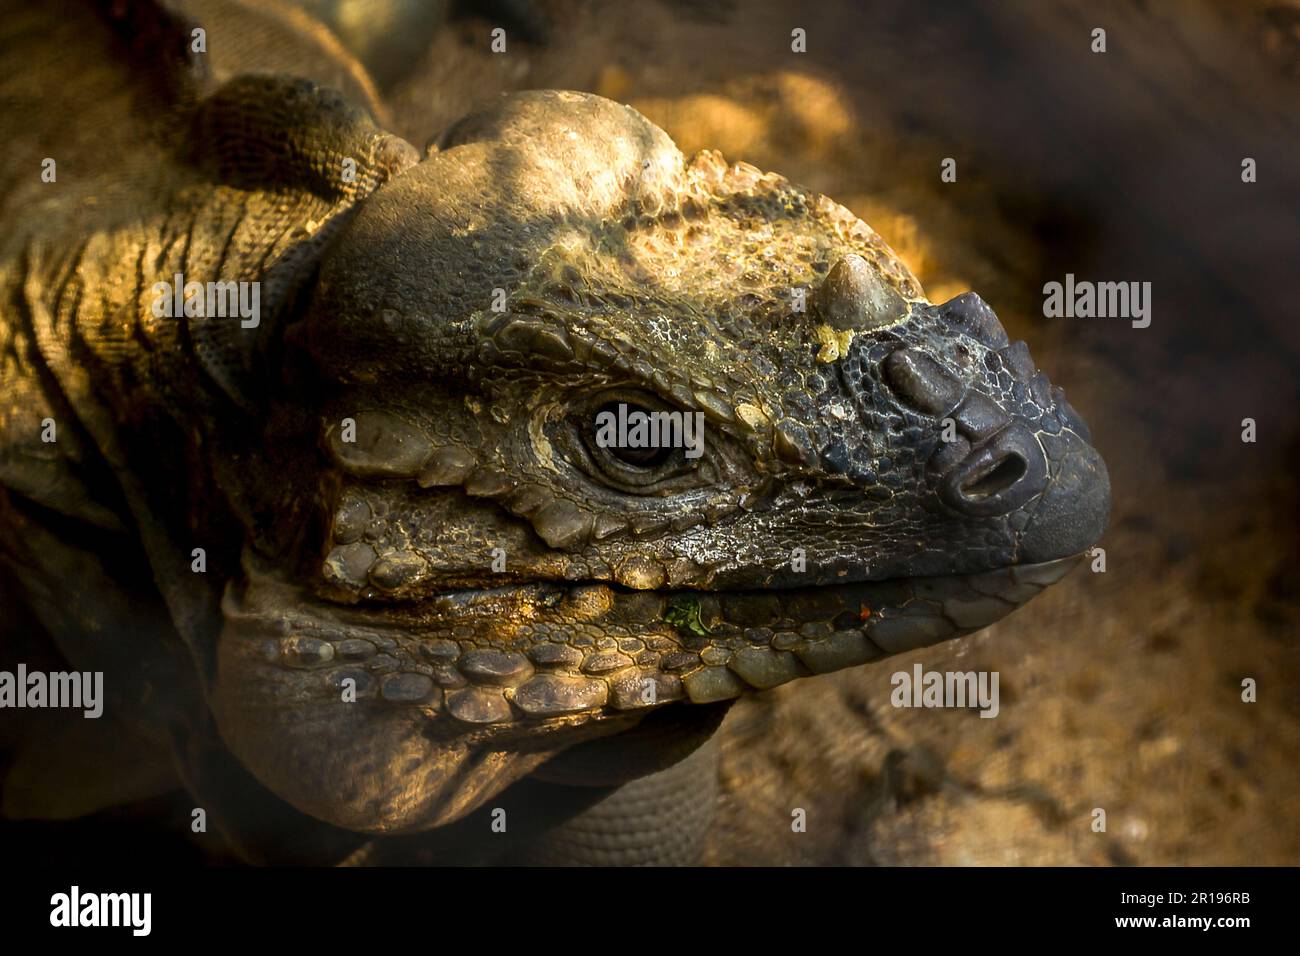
569 391 707 494
594 402 675 469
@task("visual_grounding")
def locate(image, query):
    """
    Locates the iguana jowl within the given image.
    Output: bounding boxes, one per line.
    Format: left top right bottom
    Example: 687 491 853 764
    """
0 0 1109 861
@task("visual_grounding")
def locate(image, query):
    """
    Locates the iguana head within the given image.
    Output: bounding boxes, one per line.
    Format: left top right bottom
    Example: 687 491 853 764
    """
213 91 1108 833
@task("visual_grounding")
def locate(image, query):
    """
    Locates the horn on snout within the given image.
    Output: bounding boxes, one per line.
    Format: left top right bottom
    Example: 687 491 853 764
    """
813 254 908 331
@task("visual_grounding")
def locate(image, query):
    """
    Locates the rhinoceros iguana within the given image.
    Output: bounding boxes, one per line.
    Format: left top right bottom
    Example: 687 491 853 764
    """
0 0 1109 864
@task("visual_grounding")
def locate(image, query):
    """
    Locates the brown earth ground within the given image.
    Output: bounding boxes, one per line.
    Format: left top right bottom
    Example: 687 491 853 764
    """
368 0 1300 864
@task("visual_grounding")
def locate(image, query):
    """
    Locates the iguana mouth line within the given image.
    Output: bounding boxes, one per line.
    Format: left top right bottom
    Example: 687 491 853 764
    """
219 554 1082 722
328 551 1081 607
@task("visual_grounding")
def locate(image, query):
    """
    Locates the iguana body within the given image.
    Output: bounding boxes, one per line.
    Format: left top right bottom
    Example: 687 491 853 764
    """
0 0 1108 863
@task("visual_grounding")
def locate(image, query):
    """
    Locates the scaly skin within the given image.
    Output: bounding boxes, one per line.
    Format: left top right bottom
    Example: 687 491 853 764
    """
0 0 1108 854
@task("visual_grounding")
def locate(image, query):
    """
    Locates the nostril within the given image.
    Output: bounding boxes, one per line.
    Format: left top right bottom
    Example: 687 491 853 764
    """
960 454 1027 501
938 423 1048 517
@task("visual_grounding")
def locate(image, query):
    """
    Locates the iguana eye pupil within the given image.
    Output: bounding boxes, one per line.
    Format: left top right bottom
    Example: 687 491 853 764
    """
593 402 676 470
610 442 674 468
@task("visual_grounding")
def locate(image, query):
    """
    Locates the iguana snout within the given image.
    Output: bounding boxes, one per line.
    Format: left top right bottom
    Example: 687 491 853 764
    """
874 290 1109 562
